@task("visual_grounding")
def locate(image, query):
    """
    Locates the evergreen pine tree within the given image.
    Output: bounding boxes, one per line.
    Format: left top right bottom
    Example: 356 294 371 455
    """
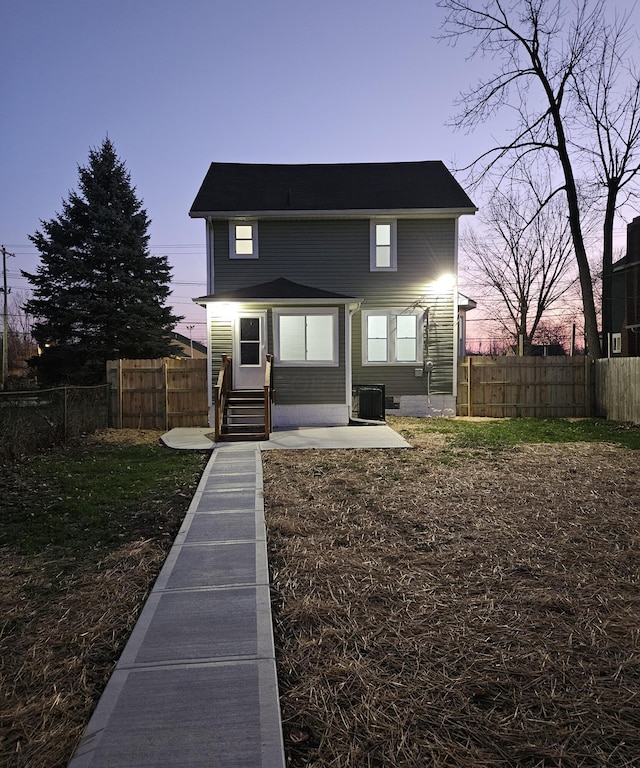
23 139 182 385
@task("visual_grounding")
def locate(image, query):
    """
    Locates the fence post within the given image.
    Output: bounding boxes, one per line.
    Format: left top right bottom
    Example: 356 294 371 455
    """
467 357 473 417
64 386 69 442
164 359 169 432
118 359 123 429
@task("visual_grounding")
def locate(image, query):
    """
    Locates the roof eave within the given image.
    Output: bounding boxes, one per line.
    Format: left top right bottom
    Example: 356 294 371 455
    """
193 296 362 306
189 207 478 220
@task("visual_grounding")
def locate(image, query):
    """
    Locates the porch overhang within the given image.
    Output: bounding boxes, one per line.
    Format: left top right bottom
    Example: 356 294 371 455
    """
193 277 362 312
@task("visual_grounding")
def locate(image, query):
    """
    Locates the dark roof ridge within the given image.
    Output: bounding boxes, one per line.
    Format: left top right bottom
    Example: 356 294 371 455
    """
190 160 476 216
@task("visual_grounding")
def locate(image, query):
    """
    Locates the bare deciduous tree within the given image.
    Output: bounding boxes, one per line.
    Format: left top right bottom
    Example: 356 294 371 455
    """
462 178 575 353
571 17 640 354
438 0 640 357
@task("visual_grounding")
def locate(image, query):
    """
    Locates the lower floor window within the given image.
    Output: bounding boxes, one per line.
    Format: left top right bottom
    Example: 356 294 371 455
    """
363 309 423 364
275 308 338 365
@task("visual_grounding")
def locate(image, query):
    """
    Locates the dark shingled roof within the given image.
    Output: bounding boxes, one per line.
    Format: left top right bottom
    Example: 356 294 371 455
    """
190 161 476 215
195 277 359 302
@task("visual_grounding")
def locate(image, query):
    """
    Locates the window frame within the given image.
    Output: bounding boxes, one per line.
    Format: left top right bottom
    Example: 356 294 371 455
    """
229 220 259 259
370 219 397 271
362 309 424 366
273 307 339 366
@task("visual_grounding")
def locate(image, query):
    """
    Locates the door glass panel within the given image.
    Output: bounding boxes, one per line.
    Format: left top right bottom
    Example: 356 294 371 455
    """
240 342 260 365
239 317 260 366
240 317 260 341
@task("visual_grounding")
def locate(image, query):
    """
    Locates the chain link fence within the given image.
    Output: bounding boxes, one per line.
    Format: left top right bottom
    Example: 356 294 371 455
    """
0 385 110 460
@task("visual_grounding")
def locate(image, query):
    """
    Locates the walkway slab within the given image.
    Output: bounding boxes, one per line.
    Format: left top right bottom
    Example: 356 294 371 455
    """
68 446 285 768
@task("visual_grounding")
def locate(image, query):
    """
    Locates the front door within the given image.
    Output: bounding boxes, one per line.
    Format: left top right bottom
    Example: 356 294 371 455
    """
233 312 267 390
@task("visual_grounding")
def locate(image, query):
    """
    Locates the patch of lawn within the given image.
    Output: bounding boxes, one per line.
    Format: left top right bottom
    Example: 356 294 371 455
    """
1 441 205 559
388 416 640 451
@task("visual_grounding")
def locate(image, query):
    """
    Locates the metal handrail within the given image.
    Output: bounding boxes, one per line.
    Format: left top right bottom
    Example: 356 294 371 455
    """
263 354 273 437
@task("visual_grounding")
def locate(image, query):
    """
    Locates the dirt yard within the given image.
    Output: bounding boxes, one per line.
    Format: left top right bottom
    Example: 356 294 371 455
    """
262 430 640 767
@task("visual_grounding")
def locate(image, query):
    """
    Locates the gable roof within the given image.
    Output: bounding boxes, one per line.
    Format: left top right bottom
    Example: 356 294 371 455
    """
190 161 476 217
194 277 360 304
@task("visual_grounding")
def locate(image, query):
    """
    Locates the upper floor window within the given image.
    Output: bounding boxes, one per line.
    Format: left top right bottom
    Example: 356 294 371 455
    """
229 220 259 259
370 219 397 271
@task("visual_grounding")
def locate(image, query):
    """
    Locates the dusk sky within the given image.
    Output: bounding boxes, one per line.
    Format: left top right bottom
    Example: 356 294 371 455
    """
2 0 639 345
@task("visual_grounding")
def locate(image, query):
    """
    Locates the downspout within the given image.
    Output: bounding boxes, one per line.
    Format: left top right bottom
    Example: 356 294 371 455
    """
346 301 361 420
206 302 213 426
205 219 215 426
452 219 460 403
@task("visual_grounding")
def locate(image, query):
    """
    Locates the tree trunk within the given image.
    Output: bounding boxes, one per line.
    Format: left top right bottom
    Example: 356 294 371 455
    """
545 88 602 357
600 186 616 357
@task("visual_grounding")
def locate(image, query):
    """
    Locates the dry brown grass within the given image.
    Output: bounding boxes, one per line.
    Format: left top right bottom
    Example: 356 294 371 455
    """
0 429 203 768
1 540 167 767
263 430 640 767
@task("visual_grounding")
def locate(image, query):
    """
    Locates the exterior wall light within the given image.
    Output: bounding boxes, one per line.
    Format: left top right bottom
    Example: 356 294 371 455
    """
433 273 456 294
212 302 240 321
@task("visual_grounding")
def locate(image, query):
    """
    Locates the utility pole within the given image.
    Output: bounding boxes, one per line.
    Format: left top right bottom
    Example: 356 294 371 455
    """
186 325 195 358
1 245 16 391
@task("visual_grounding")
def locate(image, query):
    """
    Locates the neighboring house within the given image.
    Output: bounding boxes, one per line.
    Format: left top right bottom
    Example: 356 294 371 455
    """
611 216 640 356
170 331 207 359
189 161 476 436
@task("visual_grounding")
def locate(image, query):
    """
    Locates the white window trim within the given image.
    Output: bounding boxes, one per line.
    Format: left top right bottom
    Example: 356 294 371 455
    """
273 307 339 366
370 219 397 271
612 333 622 354
229 220 259 259
362 309 424 365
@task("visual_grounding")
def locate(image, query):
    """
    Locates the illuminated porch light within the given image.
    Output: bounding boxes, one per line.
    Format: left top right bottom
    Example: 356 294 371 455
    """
432 273 456 294
212 302 240 321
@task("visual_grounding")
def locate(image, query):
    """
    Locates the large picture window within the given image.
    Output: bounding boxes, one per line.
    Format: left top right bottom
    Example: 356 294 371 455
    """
274 308 339 365
362 310 423 365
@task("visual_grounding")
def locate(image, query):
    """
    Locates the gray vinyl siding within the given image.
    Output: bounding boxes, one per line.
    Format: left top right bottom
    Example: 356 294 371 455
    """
209 318 232 383
208 218 457 397
211 218 455 299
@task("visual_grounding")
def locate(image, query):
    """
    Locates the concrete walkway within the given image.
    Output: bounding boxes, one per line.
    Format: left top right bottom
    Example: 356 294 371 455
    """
68 425 410 767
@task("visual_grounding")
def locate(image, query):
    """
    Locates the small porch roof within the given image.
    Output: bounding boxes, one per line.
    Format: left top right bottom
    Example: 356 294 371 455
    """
194 277 362 306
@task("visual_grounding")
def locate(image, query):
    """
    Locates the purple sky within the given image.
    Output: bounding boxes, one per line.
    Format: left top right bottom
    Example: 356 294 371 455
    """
2 0 638 346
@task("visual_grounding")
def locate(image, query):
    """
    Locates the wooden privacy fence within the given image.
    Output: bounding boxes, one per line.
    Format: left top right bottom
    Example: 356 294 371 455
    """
106 358 208 430
595 357 640 424
457 356 594 418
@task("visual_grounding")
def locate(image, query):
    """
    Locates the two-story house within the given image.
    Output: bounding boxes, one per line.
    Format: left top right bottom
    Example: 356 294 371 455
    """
189 161 476 438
